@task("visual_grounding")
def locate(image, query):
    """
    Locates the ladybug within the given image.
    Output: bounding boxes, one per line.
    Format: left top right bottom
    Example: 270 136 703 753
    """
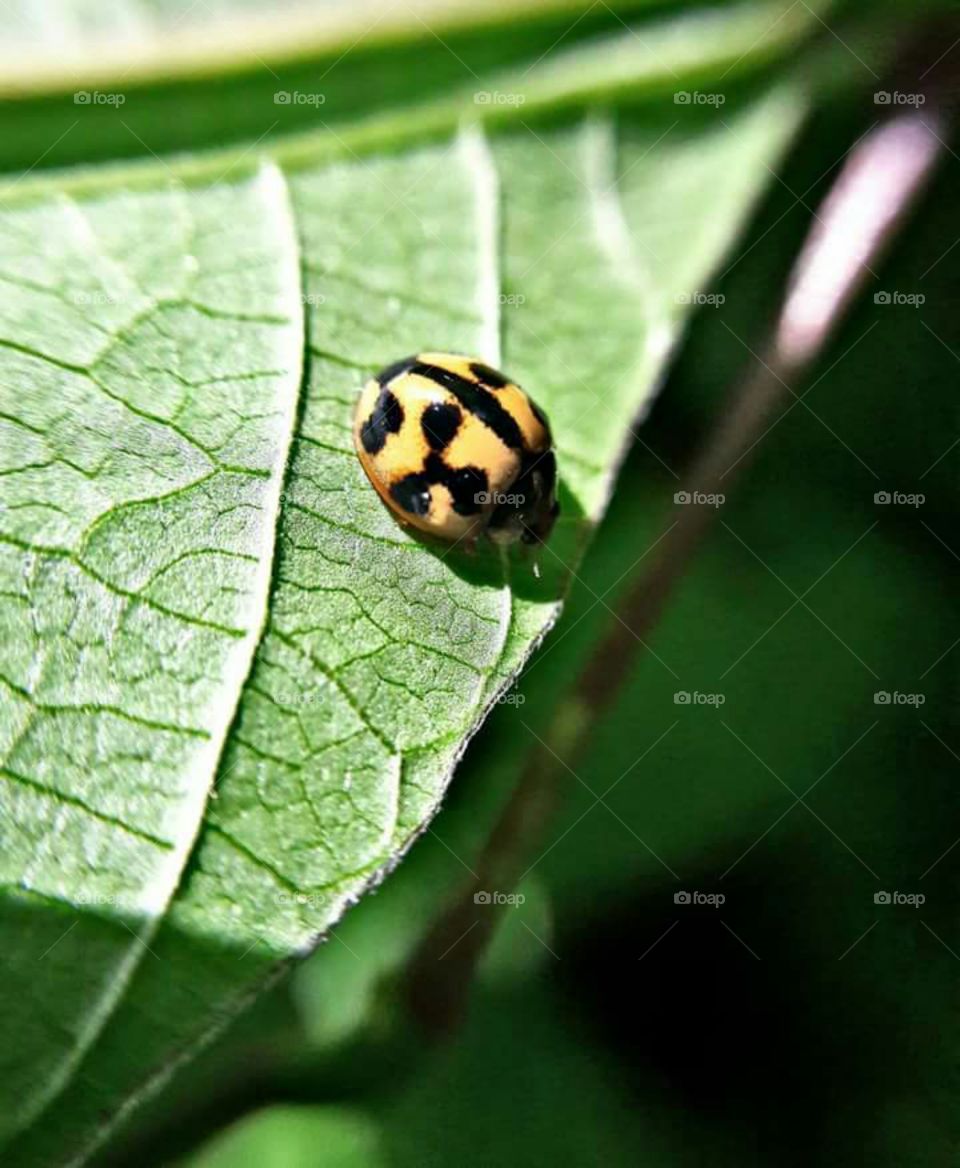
353 352 559 548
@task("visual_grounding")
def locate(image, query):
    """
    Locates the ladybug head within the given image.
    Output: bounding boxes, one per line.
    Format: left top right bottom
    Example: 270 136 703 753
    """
487 450 559 548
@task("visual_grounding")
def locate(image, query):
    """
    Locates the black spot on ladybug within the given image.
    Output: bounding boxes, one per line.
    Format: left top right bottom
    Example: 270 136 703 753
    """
423 452 448 483
531 449 557 494
360 388 404 455
447 466 488 516
419 452 488 517
469 361 511 389
390 472 431 517
410 360 524 450
421 401 462 451
375 355 417 387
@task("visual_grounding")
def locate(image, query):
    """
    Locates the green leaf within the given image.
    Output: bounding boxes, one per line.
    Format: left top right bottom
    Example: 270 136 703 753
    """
4 112 664 1166
617 84 809 316
0 6 824 1164
0 163 303 1143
